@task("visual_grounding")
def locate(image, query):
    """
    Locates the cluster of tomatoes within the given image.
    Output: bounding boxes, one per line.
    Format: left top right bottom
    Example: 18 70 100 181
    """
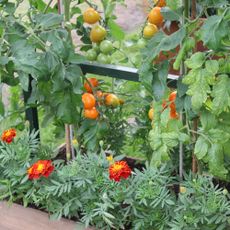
83 8 114 64
82 78 124 120
148 91 179 121
143 0 166 39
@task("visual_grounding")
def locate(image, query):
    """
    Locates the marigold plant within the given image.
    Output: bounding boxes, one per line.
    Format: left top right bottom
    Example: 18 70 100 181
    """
27 160 54 180
109 161 131 182
1 128 16 144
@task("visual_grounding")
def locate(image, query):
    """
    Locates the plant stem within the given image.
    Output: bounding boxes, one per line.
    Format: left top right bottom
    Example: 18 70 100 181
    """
191 0 196 20
43 0 53 14
192 119 198 173
58 0 72 161
191 0 198 174
179 0 190 180
64 0 71 22
65 124 71 161
184 0 189 21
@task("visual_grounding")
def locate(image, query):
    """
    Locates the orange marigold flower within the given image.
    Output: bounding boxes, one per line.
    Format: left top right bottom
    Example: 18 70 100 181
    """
27 160 54 180
1 128 17 144
109 161 131 182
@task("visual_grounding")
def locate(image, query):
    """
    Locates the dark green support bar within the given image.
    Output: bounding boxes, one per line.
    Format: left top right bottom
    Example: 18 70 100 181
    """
79 62 178 88
23 76 40 140
79 62 139 82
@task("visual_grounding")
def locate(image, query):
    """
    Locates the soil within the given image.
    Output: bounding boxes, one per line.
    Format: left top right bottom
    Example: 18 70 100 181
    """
56 143 145 170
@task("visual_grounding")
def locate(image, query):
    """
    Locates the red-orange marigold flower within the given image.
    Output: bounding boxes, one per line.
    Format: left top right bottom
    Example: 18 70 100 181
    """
1 128 17 144
27 160 54 180
109 161 131 182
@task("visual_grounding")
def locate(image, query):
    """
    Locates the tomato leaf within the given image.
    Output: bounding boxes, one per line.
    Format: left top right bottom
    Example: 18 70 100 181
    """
35 13 63 29
183 69 211 110
185 52 206 69
160 7 181 21
211 75 230 115
208 143 228 179
108 19 125 41
194 136 209 160
152 61 169 100
200 110 217 130
0 100 5 116
140 28 186 77
201 15 229 51
205 60 219 75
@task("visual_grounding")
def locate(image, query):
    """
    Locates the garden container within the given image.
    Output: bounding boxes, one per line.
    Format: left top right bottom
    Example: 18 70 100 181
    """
0 202 92 230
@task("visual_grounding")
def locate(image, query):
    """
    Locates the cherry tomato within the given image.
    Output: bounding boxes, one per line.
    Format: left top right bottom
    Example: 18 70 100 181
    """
99 40 114 54
86 49 97 61
97 53 111 64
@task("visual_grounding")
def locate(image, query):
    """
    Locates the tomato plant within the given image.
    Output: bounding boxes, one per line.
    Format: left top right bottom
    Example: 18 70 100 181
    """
140 0 230 179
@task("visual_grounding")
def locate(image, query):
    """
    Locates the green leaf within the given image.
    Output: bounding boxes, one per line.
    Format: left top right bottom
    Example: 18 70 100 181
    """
160 7 181 21
56 93 81 124
166 0 182 11
160 107 170 127
52 64 65 92
205 60 219 75
194 136 209 160
208 128 230 144
18 72 29 91
200 110 217 130
0 56 9 65
108 19 125 41
140 28 186 77
150 144 169 167
161 132 179 148
183 69 211 110
65 64 83 94
211 75 230 115
0 100 4 116
3 2 15 14
44 51 59 73
208 143 228 179
152 61 169 100
20 175 29 184
201 15 229 51
68 52 86 64
29 0 57 13
149 129 162 150
178 133 190 143
185 52 206 69
35 13 63 29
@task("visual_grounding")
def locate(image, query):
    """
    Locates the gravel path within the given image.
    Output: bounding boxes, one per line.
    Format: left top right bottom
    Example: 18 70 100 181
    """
115 0 148 32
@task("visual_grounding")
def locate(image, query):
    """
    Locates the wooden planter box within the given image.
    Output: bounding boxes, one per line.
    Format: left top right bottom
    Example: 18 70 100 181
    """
0 202 92 230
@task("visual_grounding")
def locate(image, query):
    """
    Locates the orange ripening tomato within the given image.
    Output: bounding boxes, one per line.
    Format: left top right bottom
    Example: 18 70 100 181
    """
82 93 96 109
105 94 120 107
90 25 107 43
169 91 177 110
96 90 103 98
83 8 100 24
143 23 158 39
119 98 125 105
153 0 166 7
84 107 99 119
170 110 179 119
84 78 99 93
95 90 104 105
148 7 164 27
148 108 154 120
